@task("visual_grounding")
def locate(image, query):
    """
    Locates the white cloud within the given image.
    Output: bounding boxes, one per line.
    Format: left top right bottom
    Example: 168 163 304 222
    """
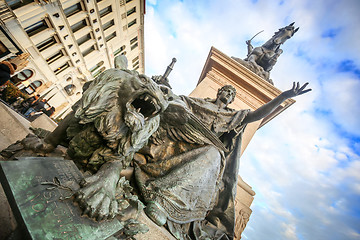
281 222 298 240
147 0 157 5
321 74 360 135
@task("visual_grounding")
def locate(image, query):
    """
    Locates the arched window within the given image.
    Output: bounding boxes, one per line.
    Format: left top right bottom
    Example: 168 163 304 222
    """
11 69 34 84
31 80 42 88
64 84 76 96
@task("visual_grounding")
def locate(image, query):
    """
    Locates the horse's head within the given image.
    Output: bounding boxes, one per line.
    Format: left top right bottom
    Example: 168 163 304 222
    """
272 22 299 45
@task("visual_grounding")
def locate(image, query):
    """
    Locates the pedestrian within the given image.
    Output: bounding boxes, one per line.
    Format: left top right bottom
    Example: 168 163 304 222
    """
34 98 47 112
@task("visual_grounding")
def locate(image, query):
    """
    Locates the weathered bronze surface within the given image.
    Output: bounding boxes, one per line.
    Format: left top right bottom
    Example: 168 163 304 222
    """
0 158 123 239
134 83 310 239
45 56 170 222
0 54 311 239
232 23 299 84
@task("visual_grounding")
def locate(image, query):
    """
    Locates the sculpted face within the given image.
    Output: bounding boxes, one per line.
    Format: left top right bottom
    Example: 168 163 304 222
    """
75 68 170 144
217 86 236 106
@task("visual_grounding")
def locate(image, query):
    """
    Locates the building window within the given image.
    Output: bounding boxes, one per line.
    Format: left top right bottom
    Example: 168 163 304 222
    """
6 0 34 10
46 50 64 64
102 19 115 31
71 19 88 33
134 66 139 71
64 84 76 96
99 6 112 18
126 0 133 3
25 19 49 37
77 33 92 46
11 69 34 84
133 61 139 68
89 61 104 72
128 19 136 28
54 62 70 75
92 66 106 78
114 45 125 56
31 80 42 89
36 35 57 52
23 86 35 94
31 80 42 88
132 56 139 63
127 7 136 16
130 36 137 45
82 45 96 57
105 32 116 42
131 42 138 50
64 2 82 18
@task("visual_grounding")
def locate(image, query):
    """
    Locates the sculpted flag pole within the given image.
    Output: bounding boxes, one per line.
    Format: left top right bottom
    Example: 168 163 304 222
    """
152 58 177 89
159 58 177 88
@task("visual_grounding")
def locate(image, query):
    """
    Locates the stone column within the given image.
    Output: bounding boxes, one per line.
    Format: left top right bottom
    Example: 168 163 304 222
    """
189 47 295 239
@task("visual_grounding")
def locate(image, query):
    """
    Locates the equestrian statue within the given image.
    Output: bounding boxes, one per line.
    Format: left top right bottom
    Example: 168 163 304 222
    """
233 22 299 84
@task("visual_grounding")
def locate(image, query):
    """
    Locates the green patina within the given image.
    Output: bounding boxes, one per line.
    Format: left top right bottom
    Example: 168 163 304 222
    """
0 158 123 240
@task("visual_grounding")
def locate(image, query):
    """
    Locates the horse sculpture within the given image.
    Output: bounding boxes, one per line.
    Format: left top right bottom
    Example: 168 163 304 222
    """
232 22 299 84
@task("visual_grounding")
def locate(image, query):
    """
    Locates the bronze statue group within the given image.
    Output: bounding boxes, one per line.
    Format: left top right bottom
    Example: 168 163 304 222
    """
1 23 310 240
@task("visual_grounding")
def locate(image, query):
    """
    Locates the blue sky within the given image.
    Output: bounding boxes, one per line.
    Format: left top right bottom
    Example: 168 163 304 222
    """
143 0 360 239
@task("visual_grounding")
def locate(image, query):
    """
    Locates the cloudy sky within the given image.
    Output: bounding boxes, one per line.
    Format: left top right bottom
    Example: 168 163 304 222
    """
143 0 360 239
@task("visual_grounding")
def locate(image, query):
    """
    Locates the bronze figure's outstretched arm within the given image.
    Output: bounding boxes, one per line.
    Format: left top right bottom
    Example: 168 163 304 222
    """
243 82 311 124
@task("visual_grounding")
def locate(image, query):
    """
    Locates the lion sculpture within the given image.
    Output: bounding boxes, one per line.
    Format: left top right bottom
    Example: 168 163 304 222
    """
1 56 170 222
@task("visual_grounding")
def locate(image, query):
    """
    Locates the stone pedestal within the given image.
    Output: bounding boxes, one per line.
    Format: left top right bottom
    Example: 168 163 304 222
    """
190 47 295 239
136 212 176 240
0 102 57 151
0 158 175 240
234 177 255 239
0 102 32 151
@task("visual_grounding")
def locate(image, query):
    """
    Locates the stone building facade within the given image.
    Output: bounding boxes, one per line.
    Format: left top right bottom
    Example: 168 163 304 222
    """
0 0 145 118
